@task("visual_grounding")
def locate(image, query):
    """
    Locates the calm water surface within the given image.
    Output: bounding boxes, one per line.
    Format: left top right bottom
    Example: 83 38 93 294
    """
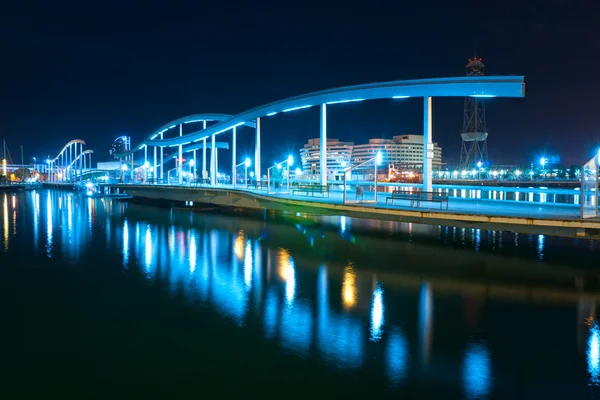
1 190 600 398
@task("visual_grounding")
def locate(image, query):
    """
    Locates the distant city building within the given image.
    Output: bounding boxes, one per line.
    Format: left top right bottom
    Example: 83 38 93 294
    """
299 138 354 181
352 134 442 170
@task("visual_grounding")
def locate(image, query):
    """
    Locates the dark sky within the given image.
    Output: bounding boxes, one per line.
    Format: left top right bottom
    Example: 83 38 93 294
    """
2 0 600 167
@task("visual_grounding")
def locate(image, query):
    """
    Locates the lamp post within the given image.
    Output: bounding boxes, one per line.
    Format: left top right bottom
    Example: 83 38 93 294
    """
267 155 293 194
540 157 547 180
233 158 251 189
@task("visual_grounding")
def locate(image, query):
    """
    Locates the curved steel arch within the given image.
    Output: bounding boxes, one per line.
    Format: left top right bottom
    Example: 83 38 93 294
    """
65 149 94 169
48 139 86 163
118 113 256 157
141 76 525 149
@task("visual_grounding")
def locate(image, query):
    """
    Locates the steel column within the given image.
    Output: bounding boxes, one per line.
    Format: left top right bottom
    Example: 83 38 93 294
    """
255 117 261 182
423 97 433 192
320 104 327 187
232 126 237 187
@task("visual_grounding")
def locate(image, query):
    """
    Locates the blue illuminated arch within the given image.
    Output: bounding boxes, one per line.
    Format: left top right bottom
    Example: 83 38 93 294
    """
118 76 524 157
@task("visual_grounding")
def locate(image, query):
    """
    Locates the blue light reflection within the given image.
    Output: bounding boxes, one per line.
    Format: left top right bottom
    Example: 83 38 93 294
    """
588 322 600 386
463 342 492 399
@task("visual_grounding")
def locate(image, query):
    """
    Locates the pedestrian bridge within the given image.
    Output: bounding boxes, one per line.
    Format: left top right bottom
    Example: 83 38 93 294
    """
112 76 525 192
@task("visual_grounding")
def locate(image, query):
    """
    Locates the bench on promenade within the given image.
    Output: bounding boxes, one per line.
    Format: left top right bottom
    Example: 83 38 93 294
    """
385 190 449 210
247 180 265 190
292 184 330 197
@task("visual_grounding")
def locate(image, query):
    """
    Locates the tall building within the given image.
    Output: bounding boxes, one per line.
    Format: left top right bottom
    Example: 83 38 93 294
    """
299 138 354 181
352 134 442 170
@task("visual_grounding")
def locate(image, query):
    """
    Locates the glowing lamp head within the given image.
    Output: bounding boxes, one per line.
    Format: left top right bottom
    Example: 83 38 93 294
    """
143 161 150 169
477 161 482 168
375 151 383 166
121 164 128 171
515 170 522 176
277 164 282 170
250 171 255 178
287 155 294 166
295 167 302 175
341 160 348 168
245 158 251 167
190 159 195 167
85 182 93 189
540 157 546 167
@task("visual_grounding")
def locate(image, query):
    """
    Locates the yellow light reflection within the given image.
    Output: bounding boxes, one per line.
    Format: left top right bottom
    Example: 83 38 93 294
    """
278 248 295 305
234 231 245 260
2 194 8 251
278 248 293 281
342 265 357 310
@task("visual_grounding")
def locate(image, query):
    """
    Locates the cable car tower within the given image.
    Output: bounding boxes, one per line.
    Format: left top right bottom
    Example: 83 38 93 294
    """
459 56 488 168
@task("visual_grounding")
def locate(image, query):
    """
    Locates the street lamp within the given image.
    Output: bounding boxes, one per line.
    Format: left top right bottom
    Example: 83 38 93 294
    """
267 155 293 194
540 157 547 180
233 157 251 188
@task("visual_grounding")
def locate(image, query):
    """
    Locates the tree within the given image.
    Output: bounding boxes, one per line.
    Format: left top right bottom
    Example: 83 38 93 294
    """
14 168 31 181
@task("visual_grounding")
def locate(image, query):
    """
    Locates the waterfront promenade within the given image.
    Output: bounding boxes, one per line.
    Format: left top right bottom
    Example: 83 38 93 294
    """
98 183 600 239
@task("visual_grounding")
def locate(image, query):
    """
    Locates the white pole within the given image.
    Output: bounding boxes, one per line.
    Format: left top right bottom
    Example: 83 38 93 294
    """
423 96 433 192
193 149 197 184
160 131 164 183
153 146 157 182
211 134 216 186
202 138 207 183
255 117 261 183
178 124 183 184
245 164 248 188
374 158 378 203
232 126 236 188
320 104 327 187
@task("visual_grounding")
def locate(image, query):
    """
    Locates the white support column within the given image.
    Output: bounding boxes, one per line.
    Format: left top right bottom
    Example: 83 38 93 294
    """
202 138 207 182
232 126 237 187
178 124 183 184
144 145 148 164
423 96 433 193
202 120 207 183
211 134 216 185
69 145 72 181
255 117 261 182
153 146 157 182
80 143 83 182
320 104 327 187
193 149 197 183
130 151 134 182
160 131 164 183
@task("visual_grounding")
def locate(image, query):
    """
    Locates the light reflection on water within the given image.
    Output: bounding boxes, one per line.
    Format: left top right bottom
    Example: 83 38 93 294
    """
589 322 600 386
2 194 8 252
4 191 600 395
463 341 492 399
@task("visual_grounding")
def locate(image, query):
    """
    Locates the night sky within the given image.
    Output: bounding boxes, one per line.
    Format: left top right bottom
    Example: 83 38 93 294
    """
2 0 600 167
